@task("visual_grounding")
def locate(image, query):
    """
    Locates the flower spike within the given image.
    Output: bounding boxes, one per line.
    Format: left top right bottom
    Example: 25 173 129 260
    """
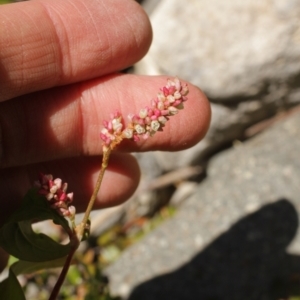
100 77 189 151
35 173 75 220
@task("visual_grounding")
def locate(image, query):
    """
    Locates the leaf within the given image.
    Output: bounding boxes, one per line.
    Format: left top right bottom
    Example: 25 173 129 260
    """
11 257 69 276
0 267 26 300
0 189 72 262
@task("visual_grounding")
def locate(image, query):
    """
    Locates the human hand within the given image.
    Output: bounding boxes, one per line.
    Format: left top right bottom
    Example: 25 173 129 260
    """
0 0 210 223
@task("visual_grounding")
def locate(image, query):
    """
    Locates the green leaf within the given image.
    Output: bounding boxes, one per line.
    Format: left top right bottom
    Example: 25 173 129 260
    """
11 257 68 276
0 267 26 300
0 189 72 262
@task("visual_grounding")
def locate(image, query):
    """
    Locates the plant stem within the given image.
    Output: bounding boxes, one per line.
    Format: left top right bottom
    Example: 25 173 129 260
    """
48 236 79 300
77 147 112 240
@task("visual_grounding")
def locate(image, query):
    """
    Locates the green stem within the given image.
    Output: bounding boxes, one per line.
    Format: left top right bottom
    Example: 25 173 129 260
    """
77 147 112 240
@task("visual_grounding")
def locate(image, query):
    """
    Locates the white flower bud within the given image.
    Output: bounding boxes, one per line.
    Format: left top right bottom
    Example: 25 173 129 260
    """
101 128 109 135
174 91 182 99
151 120 160 132
50 185 58 194
157 101 165 110
112 118 123 132
122 128 134 139
139 108 148 119
53 178 62 189
67 192 74 203
167 95 175 103
46 193 54 201
174 77 181 90
168 106 178 115
157 93 166 102
158 116 168 124
68 206 76 217
134 124 146 134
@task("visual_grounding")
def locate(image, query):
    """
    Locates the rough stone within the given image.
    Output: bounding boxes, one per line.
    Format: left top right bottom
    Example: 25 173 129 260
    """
137 0 300 101
135 0 300 170
105 111 300 300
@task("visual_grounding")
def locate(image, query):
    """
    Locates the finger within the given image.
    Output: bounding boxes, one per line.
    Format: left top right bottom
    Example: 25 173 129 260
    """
0 74 211 168
0 0 152 101
0 153 140 227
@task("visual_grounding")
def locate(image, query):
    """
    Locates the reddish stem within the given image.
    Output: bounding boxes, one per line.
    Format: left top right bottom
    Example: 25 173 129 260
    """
48 235 79 300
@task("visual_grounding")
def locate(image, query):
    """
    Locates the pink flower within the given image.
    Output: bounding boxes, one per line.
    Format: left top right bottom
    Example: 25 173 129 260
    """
35 173 75 219
100 77 189 150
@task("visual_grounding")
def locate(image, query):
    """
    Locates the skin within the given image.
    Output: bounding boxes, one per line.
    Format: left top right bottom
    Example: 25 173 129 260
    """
0 0 211 270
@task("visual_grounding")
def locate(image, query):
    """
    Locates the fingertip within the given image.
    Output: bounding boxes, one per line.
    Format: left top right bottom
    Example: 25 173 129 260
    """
123 0 153 63
178 82 211 147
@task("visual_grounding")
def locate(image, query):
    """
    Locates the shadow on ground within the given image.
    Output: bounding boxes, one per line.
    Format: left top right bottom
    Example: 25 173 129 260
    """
128 199 300 300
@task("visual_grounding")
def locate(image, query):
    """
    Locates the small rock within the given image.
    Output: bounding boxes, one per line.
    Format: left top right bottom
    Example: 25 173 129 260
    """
106 111 300 299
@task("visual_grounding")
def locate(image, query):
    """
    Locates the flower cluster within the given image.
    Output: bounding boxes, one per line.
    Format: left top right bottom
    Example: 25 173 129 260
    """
100 77 189 150
35 173 75 219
